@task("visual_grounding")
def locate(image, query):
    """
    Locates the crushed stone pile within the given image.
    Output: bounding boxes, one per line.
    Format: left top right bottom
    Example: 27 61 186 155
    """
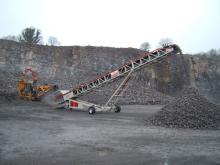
119 88 173 105
0 68 20 103
0 91 18 103
0 68 20 94
148 87 220 129
119 71 173 105
80 77 173 105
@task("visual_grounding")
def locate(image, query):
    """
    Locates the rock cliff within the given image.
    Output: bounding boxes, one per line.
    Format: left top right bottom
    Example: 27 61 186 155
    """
0 39 219 104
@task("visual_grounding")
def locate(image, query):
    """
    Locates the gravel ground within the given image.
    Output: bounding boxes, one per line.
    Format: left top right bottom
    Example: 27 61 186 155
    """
0 100 220 165
149 88 220 129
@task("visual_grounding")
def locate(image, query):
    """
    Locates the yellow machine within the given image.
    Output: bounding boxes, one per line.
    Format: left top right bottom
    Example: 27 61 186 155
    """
17 68 58 101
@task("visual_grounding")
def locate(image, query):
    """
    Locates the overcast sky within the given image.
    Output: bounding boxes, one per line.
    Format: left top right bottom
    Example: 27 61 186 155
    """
0 0 219 53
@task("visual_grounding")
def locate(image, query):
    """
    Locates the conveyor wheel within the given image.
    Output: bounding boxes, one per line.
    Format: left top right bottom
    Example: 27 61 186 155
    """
114 105 121 113
88 106 96 115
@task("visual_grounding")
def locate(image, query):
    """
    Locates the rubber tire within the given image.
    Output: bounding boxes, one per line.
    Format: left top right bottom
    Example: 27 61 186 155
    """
64 101 70 109
114 105 121 113
88 106 96 115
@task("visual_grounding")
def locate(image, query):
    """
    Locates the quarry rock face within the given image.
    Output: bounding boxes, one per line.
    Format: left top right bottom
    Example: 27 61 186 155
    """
0 39 219 104
190 55 220 103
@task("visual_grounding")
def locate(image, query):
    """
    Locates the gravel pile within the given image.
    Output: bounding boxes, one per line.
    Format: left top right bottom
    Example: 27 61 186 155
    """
0 68 20 103
149 87 220 129
119 88 173 105
0 91 18 103
0 68 20 94
80 74 173 105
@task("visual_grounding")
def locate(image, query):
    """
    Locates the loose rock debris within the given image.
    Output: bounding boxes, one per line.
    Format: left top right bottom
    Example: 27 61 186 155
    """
0 91 18 103
148 87 220 129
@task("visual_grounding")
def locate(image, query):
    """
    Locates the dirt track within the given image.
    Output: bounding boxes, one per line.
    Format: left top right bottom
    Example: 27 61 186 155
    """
0 101 220 165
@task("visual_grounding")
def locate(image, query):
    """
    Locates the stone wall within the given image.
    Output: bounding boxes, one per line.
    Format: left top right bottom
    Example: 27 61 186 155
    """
0 39 219 104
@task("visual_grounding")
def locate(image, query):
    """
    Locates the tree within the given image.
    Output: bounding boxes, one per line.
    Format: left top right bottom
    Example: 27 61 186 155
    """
18 27 43 44
217 48 220 55
2 35 18 42
48 36 60 46
158 38 173 47
140 42 150 51
208 49 217 56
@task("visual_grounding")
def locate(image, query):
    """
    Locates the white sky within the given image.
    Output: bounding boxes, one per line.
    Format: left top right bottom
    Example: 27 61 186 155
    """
0 0 219 53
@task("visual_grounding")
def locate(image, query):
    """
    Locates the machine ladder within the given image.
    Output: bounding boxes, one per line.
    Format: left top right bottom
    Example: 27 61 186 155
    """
104 69 133 108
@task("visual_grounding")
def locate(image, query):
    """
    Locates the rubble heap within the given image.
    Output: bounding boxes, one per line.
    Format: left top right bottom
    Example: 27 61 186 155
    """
80 74 173 105
0 68 20 103
149 87 220 129
0 91 17 103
